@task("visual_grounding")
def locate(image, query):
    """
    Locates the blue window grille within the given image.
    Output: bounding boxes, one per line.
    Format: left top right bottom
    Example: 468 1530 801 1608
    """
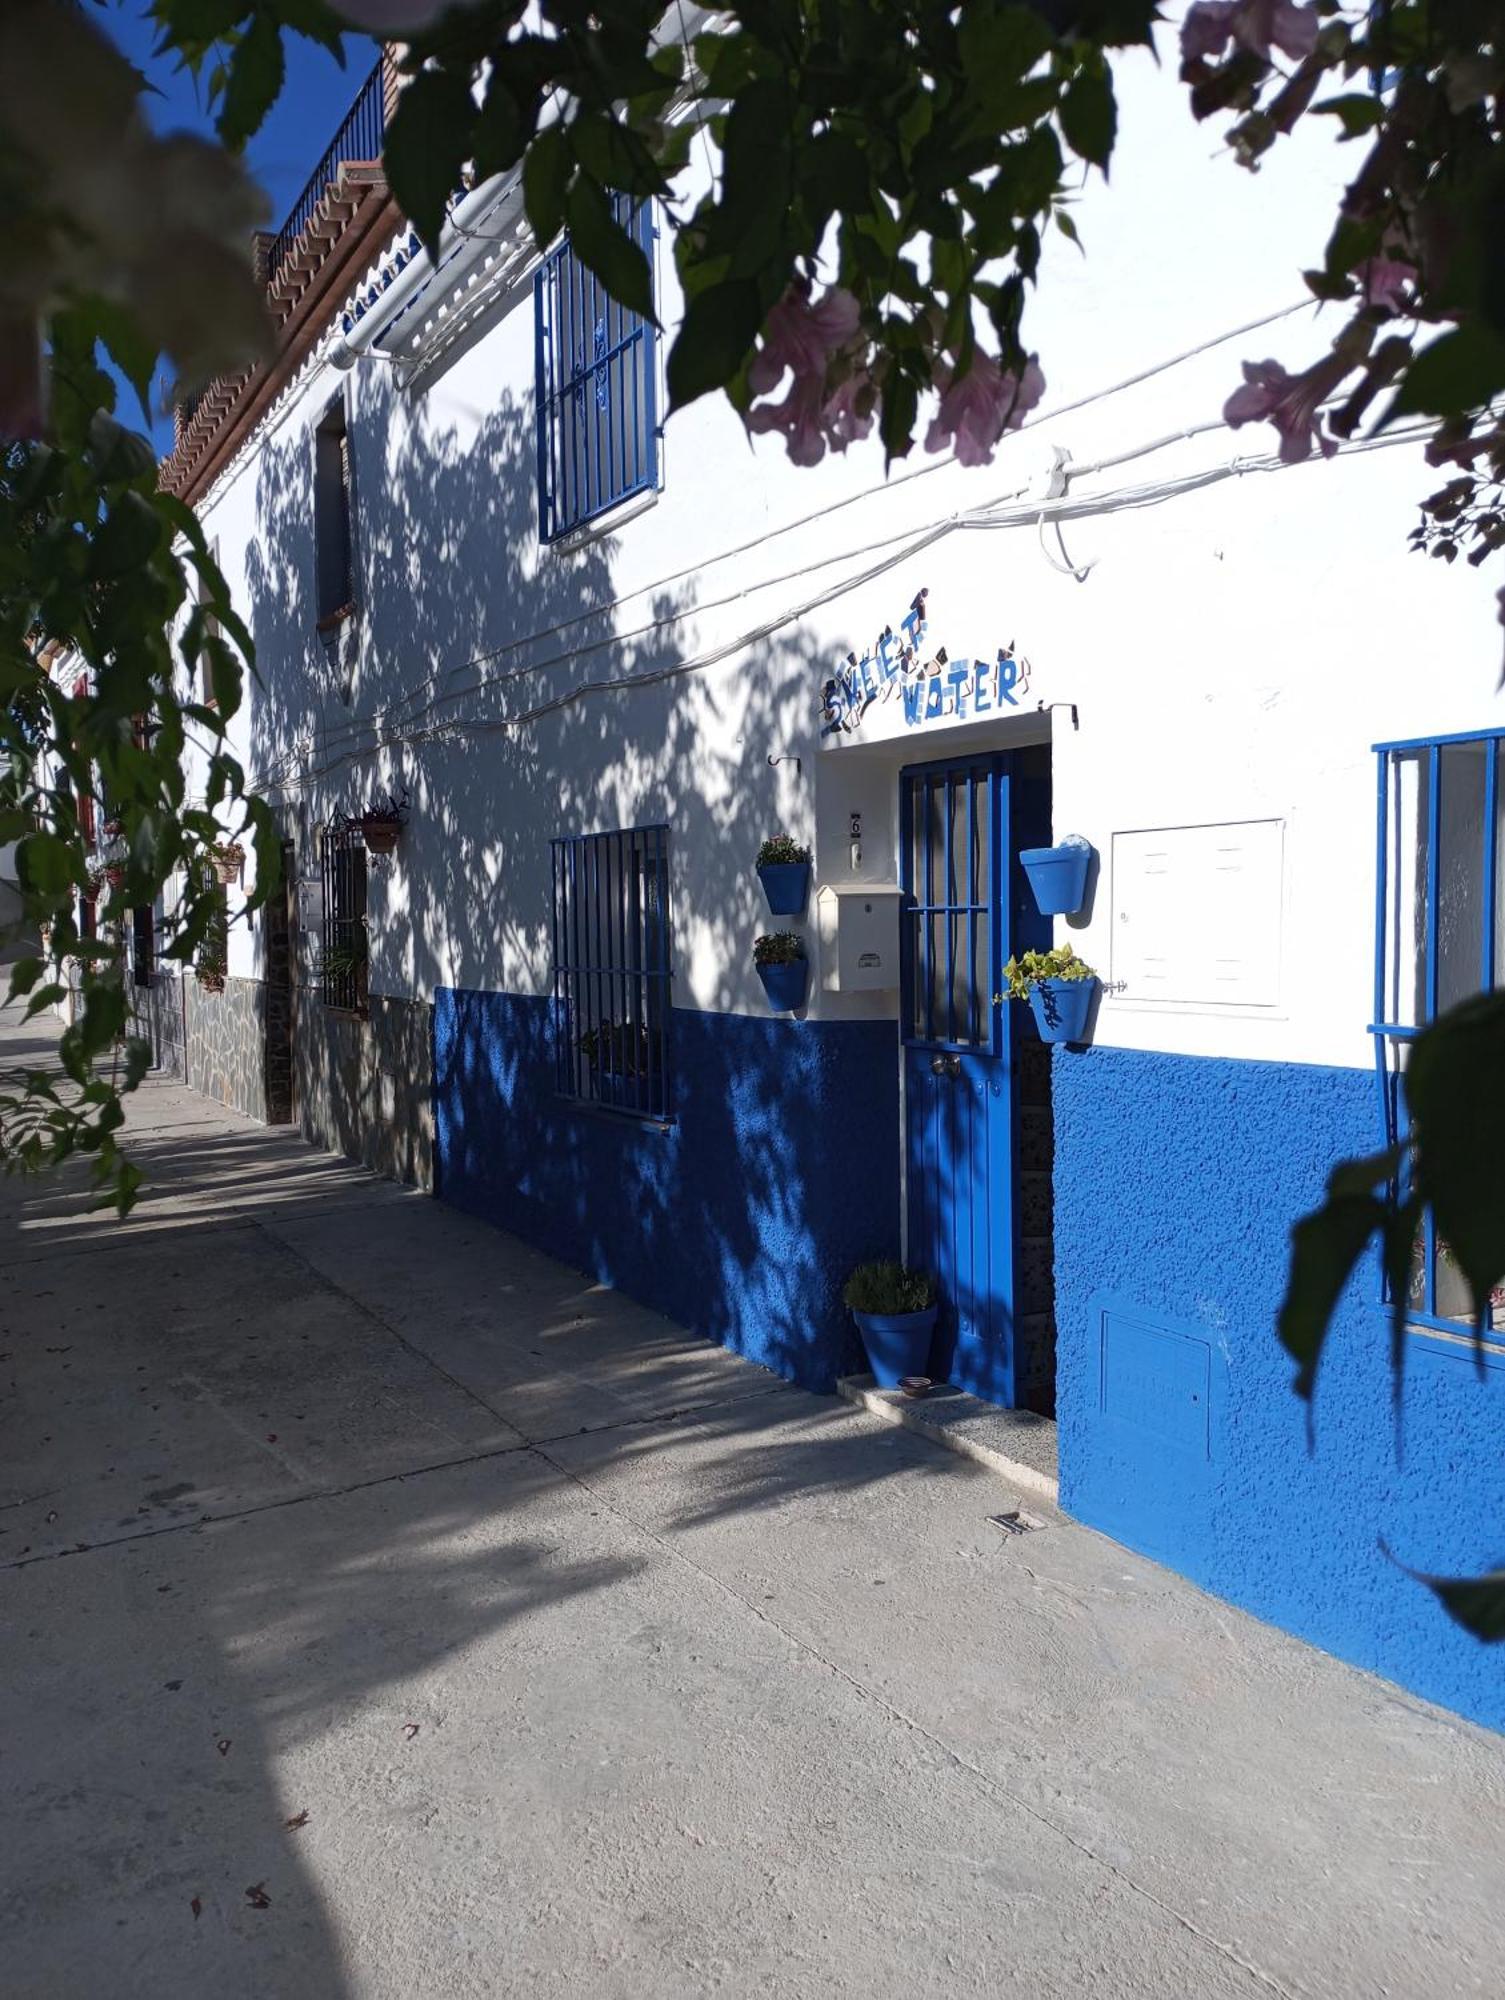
535 200 659 542
552 825 672 1120
899 758 1005 1052
1373 728 1505 1334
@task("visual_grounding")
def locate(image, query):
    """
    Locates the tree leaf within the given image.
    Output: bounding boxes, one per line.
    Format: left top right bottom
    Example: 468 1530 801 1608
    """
1407 989 1505 1331
1059 67 1117 170
666 279 763 410
1277 1173 1388 1402
1421 1568 1505 1641
383 67 475 256
218 10 285 153
1383 325 1505 425
89 493 163 580
522 124 572 248
563 177 655 324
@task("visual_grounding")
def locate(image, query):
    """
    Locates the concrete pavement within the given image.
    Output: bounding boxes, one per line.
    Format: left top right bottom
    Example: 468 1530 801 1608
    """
2 1008 1503 1998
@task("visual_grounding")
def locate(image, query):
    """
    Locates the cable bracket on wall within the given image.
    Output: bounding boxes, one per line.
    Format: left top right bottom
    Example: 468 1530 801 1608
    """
1036 700 1080 731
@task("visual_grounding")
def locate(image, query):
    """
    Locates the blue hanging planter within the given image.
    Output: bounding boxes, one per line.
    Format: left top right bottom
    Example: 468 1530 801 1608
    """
1027 976 1097 1045
757 861 811 916
852 1306 939 1389
1020 842 1091 917
757 956 810 1013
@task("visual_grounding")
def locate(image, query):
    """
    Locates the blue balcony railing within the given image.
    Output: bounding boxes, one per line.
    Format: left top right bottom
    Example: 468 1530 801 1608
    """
267 56 387 286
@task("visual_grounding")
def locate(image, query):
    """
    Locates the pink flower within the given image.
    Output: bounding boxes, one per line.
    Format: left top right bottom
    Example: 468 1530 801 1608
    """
820 370 875 450
924 354 1045 467
747 282 861 398
1223 354 1350 463
746 373 832 467
1181 0 1319 64
1358 257 1417 313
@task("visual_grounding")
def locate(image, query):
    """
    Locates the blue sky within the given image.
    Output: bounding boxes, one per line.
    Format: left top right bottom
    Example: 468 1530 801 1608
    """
98 3 379 449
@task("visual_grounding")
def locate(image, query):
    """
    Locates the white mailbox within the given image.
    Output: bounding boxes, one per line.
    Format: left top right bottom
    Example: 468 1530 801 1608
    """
816 883 903 992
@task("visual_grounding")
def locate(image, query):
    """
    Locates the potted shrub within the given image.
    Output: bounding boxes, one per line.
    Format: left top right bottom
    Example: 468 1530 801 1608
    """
577 1018 652 1102
843 1260 939 1388
757 834 812 916
210 840 245 886
1019 837 1092 917
754 930 809 1012
999 944 1099 1045
357 786 410 856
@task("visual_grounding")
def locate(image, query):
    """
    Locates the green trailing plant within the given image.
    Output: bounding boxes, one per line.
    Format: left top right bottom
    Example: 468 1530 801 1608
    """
577 1018 651 1075
757 835 810 868
194 886 228 991
754 930 807 968
352 785 410 830
998 944 1098 1002
842 1260 937 1316
321 926 368 986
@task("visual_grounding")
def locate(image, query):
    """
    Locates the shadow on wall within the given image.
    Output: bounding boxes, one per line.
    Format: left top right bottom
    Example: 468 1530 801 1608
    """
242 375 899 1385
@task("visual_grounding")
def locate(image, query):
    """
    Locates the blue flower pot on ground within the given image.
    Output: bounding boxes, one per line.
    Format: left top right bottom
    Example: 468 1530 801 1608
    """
1019 843 1091 917
1028 976 1097 1045
757 956 810 1012
757 861 811 916
853 1305 939 1389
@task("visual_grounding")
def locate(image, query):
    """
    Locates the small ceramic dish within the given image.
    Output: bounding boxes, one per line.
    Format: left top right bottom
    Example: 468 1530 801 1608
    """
899 1375 932 1399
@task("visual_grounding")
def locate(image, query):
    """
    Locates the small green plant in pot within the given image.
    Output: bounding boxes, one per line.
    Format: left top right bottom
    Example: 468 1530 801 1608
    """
998 944 1099 1046
843 1260 939 1389
756 834 812 916
754 930 809 1013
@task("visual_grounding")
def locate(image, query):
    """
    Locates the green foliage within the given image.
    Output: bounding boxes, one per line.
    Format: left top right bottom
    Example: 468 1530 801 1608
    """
319 926 368 986
998 944 1098 1000
0 301 277 1212
842 1260 937 1316
577 1017 651 1075
756 835 810 867
1279 992 1505 1638
753 930 806 967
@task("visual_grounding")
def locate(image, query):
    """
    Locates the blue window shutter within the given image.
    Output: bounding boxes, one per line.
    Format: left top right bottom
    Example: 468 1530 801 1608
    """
535 198 659 543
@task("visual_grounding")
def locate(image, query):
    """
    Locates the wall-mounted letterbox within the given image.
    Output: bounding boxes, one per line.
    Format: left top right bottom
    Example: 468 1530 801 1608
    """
816 884 903 992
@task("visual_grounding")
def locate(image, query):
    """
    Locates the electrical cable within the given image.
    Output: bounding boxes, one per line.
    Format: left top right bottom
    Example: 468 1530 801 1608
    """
258 414 1439 796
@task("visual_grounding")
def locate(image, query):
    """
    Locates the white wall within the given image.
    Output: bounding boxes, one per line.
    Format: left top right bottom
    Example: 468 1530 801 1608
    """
186 25 1504 1066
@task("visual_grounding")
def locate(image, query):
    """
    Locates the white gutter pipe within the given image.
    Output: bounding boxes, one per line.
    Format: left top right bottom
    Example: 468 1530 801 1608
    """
328 4 715 371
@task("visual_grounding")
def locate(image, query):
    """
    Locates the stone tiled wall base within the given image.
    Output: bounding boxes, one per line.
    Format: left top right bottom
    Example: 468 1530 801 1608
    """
184 973 289 1123
293 993 433 1189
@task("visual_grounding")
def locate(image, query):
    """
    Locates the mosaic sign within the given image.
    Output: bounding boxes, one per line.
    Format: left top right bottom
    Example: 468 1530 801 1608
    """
820 588 1033 739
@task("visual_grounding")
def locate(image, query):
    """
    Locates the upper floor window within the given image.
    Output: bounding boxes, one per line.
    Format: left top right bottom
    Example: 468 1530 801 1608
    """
320 816 367 1011
552 824 672 1120
535 200 659 544
315 395 356 630
1374 729 1505 1334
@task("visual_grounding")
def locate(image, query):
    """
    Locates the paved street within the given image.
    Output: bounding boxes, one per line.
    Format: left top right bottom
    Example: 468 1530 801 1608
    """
2 1009 1503 1999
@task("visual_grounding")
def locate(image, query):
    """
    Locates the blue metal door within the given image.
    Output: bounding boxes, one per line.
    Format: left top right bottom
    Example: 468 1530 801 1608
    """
900 755 1019 1402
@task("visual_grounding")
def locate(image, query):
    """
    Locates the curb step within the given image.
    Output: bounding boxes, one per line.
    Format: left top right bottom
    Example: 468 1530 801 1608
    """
837 1374 1059 1503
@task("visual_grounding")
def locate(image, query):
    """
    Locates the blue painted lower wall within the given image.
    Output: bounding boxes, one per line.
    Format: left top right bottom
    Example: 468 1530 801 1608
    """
433 991 900 1391
1055 1045 1505 1732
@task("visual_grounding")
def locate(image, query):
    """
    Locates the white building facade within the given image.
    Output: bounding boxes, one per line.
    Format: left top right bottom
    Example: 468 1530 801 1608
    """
155 38 1505 1728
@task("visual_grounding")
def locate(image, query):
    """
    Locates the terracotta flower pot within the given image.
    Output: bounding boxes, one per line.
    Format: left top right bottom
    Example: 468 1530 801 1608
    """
361 817 401 856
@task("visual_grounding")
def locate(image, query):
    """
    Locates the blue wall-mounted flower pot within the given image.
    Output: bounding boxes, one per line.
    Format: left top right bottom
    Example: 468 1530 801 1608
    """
757 861 811 916
757 957 810 1012
1028 976 1097 1045
1020 843 1091 917
853 1305 939 1389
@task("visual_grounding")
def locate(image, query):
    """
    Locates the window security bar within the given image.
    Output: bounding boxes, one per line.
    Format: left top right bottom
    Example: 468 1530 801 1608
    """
535 198 658 543
552 825 671 1121
1372 731 1504 1335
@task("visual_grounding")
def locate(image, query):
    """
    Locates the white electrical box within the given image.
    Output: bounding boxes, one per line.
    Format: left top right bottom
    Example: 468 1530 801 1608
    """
816 884 903 991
